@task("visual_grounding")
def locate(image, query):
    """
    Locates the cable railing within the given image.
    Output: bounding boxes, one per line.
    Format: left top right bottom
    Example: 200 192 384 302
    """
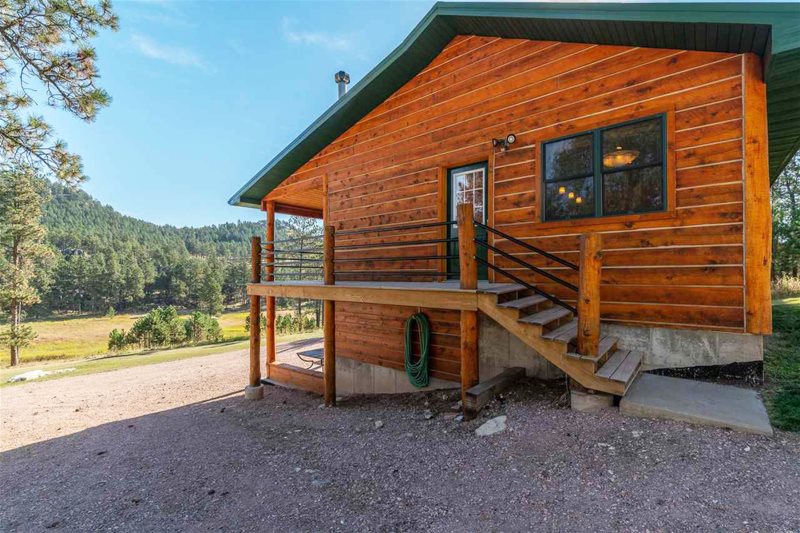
261 234 324 281
333 220 458 281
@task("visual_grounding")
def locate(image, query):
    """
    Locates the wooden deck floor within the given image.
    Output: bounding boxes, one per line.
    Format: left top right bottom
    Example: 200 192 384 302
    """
247 280 518 310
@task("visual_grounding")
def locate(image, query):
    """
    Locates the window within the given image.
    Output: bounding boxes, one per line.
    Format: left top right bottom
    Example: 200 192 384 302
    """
542 115 666 221
450 163 486 223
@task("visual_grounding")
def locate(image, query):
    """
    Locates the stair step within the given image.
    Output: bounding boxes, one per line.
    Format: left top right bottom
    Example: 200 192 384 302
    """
479 283 527 295
498 294 548 310
519 306 572 327
542 320 577 342
596 349 644 384
571 335 619 362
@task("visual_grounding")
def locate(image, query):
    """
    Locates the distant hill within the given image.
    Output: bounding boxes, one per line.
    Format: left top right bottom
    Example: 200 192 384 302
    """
44 182 264 258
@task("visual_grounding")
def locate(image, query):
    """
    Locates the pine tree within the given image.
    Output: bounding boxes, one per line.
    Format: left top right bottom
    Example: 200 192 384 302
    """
773 151 800 277
0 0 118 183
0 166 53 365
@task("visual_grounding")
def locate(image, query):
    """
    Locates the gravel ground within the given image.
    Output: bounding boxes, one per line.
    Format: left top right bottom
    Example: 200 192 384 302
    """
1 346 799 532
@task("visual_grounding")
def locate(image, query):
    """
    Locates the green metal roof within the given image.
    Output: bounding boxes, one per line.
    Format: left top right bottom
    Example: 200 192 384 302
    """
230 2 800 208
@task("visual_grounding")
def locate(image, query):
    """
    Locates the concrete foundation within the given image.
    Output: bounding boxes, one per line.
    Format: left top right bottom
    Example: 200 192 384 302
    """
570 389 614 413
604 323 763 370
478 314 563 381
336 356 458 395
243 384 264 400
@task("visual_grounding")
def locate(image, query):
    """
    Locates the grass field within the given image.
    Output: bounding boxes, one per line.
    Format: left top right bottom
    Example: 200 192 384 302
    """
765 298 800 432
0 330 322 388
1 308 313 366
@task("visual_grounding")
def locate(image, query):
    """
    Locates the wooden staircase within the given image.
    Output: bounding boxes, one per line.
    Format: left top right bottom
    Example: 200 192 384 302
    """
478 284 643 396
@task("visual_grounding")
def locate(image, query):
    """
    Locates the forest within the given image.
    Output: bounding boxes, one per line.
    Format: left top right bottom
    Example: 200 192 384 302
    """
30 182 318 317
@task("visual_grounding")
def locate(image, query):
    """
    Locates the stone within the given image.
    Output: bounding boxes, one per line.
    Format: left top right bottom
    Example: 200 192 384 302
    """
570 389 613 413
243 384 264 401
475 415 507 436
423 409 434 420
374 420 384 429
620 374 773 435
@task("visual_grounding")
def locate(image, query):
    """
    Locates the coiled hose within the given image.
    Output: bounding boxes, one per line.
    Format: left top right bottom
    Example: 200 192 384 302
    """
404 312 430 388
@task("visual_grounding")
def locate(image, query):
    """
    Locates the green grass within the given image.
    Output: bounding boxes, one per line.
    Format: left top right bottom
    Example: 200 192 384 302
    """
0 330 322 388
765 298 800 432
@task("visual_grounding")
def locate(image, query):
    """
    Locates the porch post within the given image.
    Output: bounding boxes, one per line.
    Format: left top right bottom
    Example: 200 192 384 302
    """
323 224 336 406
457 203 479 411
245 236 264 400
265 202 276 376
577 233 602 357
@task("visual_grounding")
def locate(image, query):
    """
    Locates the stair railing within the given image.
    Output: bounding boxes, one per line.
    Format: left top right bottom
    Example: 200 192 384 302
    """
456 202 603 357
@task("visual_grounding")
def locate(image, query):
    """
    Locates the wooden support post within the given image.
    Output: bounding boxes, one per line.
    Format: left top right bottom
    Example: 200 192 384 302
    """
249 236 262 387
457 202 477 290
323 224 336 406
460 309 479 412
265 202 276 375
577 233 602 357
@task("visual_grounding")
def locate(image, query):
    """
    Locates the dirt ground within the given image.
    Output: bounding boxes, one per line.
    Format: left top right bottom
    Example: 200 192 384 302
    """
1 344 799 532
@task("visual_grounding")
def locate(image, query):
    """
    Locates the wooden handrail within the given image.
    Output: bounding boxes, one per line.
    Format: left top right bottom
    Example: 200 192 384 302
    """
577 233 602 357
249 236 262 387
457 203 477 290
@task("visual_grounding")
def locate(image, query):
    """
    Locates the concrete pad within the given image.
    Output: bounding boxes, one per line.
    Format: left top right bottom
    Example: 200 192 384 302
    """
620 374 773 436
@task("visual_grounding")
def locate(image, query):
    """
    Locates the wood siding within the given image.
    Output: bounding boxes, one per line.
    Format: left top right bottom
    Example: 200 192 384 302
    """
267 35 769 376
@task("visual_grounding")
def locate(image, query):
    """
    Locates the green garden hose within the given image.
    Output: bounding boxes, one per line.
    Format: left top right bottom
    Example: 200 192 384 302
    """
404 312 431 388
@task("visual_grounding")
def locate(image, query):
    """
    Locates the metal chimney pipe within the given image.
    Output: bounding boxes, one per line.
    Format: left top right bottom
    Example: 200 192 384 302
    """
335 71 350 99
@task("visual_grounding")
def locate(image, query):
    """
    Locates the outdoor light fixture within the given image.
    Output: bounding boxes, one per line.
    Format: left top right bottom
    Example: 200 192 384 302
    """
603 145 640 168
568 191 575 199
492 133 517 151
575 197 583 204
558 186 566 195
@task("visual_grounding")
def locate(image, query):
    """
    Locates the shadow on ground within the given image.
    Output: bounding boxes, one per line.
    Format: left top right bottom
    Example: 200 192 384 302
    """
1 379 799 532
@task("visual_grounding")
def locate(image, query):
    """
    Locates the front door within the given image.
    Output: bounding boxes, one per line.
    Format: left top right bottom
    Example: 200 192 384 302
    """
448 162 488 280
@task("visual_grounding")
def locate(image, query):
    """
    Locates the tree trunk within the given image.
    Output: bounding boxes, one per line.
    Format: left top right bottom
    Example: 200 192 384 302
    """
10 299 19 366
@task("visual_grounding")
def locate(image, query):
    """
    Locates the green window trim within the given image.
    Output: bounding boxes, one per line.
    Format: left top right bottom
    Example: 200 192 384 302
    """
541 113 668 222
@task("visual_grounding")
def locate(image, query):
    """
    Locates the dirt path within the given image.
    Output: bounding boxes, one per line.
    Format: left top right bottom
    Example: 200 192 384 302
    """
1 347 799 532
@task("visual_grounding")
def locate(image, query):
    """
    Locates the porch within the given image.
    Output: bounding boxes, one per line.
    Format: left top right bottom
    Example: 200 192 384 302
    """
245 203 628 418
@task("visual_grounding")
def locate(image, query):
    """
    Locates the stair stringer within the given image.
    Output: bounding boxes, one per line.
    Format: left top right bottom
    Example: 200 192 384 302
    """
477 294 625 396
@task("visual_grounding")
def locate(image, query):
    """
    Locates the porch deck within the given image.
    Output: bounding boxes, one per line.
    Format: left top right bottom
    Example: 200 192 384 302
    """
247 280 518 310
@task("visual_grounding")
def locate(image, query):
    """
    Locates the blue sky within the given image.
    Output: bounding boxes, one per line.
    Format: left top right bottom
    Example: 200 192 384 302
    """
41 1 434 227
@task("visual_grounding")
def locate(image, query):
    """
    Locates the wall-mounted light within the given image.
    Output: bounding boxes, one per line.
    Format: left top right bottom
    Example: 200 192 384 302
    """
492 133 517 151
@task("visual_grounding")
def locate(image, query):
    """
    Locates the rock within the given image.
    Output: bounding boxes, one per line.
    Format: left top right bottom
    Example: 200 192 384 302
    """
475 416 507 436
374 420 384 429
450 401 462 412
455 414 464 422
423 409 434 420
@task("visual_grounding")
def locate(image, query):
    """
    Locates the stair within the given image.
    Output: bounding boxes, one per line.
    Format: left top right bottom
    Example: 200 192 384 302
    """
477 285 643 396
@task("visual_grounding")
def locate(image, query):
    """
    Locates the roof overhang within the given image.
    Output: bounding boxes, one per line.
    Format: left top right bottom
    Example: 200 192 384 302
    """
229 2 800 209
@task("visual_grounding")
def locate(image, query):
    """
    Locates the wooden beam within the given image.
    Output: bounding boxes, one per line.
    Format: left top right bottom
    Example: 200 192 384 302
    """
247 282 477 310
323 224 336 406
460 309 479 409
267 364 324 395
274 203 323 219
464 367 524 419
577 233 602 357
457 202 477 290
249 236 262 387
265 202 276 374
743 53 772 335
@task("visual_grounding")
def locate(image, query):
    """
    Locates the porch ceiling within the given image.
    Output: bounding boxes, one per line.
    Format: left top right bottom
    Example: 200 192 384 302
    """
229 2 800 209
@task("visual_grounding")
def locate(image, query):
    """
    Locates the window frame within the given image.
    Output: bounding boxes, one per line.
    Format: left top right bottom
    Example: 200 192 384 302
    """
447 161 488 224
540 113 668 222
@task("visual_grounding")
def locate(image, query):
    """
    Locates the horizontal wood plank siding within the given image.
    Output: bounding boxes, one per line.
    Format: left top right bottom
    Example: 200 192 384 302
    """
267 34 752 359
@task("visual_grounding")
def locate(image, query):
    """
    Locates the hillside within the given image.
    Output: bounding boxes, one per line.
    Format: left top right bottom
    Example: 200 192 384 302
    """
34 183 269 315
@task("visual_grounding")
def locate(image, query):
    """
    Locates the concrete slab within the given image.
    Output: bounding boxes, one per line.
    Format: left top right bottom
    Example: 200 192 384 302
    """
620 374 773 436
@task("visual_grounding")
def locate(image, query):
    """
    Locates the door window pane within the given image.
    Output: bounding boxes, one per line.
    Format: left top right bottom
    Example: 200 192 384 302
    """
603 166 663 215
544 177 595 220
451 167 485 222
544 134 593 181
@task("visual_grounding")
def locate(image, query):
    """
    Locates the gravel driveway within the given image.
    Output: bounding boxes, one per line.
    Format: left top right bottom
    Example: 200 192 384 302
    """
1 347 799 532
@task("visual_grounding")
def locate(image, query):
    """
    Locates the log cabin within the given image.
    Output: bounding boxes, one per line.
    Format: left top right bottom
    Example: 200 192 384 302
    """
229 2 800 413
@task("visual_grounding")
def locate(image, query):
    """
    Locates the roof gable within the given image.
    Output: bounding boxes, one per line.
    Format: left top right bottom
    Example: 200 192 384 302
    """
230 2 800 208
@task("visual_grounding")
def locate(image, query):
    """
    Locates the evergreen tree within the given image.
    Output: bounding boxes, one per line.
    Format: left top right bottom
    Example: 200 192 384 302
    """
773 151 800 277
0 166 53 365
0 0 118 183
